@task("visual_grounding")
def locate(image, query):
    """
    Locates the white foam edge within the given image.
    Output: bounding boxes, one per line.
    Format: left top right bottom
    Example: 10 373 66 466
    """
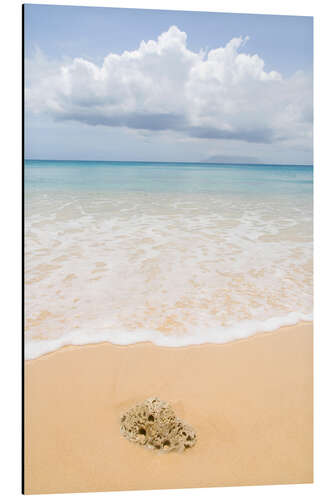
25 312 313 360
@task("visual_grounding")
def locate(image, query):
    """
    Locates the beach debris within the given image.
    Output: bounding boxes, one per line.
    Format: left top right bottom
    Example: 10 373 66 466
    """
120 397 197 452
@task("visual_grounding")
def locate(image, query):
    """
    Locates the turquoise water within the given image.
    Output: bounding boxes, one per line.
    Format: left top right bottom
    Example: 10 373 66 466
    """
24 160 313 359
25 160 313 196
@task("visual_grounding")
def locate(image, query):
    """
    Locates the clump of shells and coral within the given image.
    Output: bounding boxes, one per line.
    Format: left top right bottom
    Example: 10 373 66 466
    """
120 397 197 452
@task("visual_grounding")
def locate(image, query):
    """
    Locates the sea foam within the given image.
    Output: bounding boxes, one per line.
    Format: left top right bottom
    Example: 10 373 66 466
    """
25 164 313 360
25 312 313 360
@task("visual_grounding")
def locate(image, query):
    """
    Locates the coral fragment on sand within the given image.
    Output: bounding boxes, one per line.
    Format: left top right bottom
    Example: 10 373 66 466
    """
120 397 197 452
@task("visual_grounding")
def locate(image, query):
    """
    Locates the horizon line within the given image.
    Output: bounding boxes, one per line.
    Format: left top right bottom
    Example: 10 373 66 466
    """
24 158 314 167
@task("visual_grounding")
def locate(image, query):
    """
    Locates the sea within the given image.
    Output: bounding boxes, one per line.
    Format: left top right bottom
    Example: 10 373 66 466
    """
24 160 313 359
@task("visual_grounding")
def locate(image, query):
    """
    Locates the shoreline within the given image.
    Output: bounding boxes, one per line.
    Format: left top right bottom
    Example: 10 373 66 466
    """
25 319 313 361
25 322 313 494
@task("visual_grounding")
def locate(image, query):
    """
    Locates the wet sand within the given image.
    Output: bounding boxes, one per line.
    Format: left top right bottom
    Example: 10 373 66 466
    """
24 322 313 494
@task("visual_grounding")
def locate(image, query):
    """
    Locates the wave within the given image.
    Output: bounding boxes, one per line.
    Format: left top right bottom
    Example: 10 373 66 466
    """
25 311 313 360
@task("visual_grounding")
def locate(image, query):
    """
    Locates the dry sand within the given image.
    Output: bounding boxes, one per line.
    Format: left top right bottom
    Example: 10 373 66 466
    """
24 322 313 494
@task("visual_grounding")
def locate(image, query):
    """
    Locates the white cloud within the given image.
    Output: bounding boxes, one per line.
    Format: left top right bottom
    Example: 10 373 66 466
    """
25 25 312 146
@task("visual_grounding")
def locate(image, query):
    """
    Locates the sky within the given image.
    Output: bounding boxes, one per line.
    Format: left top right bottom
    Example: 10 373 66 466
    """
24 4 313 164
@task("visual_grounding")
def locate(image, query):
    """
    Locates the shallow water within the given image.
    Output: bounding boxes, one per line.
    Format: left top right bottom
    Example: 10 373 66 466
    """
24 160 313 359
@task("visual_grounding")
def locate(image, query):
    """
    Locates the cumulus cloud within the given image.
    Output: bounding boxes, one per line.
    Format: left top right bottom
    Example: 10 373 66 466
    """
25 26 312 145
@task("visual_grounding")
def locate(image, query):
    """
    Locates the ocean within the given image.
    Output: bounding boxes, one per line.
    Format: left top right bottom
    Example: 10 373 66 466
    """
24 160 313 359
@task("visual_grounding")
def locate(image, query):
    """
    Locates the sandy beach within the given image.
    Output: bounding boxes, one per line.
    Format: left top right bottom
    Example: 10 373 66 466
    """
24 322 313 494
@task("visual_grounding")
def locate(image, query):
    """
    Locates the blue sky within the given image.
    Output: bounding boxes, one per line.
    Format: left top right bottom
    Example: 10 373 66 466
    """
24 4 313 163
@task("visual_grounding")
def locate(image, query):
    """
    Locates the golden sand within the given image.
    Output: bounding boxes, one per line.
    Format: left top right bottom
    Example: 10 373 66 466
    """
24 323 313 494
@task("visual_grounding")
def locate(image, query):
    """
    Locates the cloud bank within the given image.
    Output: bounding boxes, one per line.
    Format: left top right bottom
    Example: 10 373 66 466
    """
26 26 312 146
